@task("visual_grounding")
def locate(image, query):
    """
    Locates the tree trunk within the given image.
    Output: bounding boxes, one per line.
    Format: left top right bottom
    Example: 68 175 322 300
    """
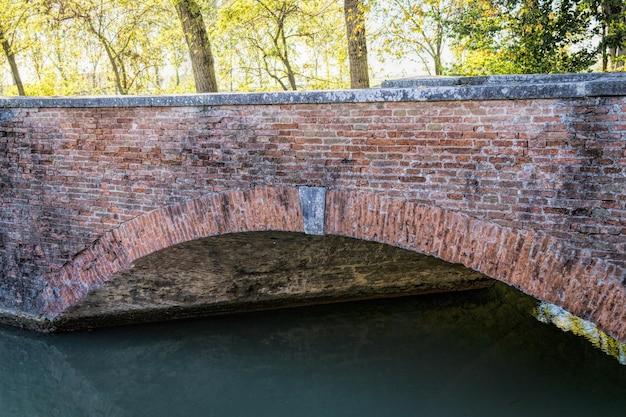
601 0 626 70
174 0 218 93
277 17 297 90
344 0 369 89
0 30 25 96
99 37 127 95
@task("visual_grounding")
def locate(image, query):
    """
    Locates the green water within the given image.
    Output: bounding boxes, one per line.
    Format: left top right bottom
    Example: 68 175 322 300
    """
3 282 626 417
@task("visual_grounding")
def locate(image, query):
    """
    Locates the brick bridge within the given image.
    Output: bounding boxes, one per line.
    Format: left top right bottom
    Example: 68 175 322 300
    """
1 73 625 339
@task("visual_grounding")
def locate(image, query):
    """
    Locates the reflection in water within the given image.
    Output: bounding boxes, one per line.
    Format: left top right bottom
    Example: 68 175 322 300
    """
535 302 626 365
2 282 626 417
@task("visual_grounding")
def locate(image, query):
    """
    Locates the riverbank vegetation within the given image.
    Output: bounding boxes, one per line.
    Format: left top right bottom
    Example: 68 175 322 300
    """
0 0 624 95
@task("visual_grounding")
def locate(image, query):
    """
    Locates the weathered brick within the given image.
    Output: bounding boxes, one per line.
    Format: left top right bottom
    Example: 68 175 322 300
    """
1 93 625 338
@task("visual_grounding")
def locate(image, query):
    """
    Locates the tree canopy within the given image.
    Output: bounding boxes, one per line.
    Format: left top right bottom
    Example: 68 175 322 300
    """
448 0 599 75
0 0 624 96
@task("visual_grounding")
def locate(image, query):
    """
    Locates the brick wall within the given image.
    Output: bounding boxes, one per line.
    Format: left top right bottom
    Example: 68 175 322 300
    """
0 87 625 334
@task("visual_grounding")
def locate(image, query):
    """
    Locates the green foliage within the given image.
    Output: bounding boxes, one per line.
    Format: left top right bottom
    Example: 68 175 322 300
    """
0 0 193 96
0 0 621 95
371 0 459 75
49 0 179 94
448 0 598 75
585 0 626 70
216 0 347 91
0 0 49 95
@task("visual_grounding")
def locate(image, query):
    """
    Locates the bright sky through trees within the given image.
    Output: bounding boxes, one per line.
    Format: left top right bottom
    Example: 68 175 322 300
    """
0 0 623 96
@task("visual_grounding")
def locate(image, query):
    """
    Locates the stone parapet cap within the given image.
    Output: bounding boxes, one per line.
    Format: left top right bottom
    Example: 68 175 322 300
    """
1 72 625 108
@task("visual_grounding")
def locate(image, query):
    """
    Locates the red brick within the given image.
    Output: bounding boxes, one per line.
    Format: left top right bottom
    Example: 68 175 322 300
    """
2 96 625 339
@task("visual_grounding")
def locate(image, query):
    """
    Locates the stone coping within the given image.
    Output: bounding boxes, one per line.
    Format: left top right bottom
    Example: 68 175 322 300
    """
0 72 625 108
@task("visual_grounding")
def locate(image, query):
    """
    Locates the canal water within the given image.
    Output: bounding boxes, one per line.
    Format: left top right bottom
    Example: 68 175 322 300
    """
2 282 626 417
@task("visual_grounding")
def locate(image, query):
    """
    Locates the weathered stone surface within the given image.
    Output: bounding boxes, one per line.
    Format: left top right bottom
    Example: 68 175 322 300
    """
55 232 492 330
299 187 326 235
381 72 626 87
0 72 624 109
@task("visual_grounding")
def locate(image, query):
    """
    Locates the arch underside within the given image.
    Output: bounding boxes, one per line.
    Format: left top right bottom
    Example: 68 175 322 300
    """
41 187 626 341
56 231 493 329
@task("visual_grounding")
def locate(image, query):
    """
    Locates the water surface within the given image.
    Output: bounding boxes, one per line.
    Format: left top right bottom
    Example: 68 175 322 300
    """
2 282 626 417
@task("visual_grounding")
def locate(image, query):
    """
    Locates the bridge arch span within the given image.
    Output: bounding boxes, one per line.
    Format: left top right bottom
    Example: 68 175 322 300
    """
41 187 304 316
324 189 626 341
42 187 626 341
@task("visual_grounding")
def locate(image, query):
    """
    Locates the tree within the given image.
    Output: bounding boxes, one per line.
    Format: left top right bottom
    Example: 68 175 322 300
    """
344 0 369 87
219 0 342 91
449 0 597 75
218 0 298 90
173 0 218 92
590 0 626 70
301 2 350 89
372 0 457 76
0 0 41 95
253 0 299 90
0 27 25 95
46 0 171 95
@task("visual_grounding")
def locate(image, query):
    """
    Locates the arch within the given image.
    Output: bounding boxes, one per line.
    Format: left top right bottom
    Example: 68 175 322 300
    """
41 187 626 341
324 189 626 342
41 187 304 316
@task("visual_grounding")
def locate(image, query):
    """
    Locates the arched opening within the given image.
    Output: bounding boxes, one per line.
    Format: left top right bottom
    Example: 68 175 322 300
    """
55 231 492 330
41 187 626 342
